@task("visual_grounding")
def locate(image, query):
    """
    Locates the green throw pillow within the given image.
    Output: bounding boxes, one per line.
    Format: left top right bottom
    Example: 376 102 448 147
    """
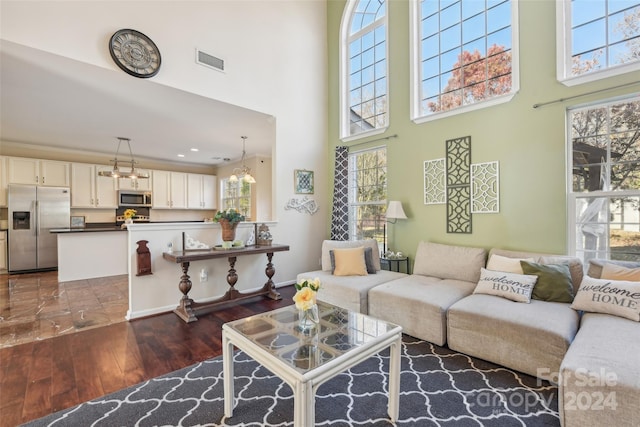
520 261 575 303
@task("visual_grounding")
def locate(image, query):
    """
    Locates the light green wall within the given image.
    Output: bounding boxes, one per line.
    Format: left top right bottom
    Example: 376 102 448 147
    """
328 0 640 260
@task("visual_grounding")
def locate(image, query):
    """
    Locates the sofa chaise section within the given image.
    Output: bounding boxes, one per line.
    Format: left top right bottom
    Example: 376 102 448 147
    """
447 295 580 380
446 248 583 382
558 313 640 427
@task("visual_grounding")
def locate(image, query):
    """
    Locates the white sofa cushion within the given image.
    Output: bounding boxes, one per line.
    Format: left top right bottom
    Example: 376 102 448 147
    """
559 313 640 427
297 269 406 314
447 294 580 381
413 241 486 283
369 274 476 346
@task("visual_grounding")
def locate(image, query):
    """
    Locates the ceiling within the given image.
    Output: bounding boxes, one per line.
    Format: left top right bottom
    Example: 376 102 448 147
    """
0 40 275 167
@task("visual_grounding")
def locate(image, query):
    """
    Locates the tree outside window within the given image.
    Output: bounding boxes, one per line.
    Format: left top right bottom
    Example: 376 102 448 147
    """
221 178 252 221
348 147 387 249
415 0 517 118
569 96 640 263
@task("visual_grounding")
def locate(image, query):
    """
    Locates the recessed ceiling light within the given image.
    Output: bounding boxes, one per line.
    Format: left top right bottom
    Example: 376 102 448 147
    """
190 148 199 152
177 154 185 158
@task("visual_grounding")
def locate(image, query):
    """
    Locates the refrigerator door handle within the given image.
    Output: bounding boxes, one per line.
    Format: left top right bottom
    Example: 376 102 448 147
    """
35 200 40 236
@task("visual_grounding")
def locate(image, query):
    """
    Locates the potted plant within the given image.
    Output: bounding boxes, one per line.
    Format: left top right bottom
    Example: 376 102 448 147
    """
214 208 245 241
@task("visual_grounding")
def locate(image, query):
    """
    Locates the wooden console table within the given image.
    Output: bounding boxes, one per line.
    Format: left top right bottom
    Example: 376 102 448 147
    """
162 244 290 323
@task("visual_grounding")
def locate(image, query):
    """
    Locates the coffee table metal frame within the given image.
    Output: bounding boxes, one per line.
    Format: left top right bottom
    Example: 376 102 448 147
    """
222 302 402 426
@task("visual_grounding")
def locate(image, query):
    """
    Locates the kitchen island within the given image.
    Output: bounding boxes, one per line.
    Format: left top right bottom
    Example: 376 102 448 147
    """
51 226 127 282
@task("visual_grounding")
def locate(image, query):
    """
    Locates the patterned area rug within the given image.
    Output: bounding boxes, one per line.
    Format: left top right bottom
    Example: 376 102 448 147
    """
23 336 559 426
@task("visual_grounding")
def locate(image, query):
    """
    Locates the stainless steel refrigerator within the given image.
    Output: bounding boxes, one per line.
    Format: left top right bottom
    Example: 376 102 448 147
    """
8 184 71 272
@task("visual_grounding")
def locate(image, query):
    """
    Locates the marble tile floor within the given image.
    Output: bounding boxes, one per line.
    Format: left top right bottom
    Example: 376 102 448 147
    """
0 271 128 348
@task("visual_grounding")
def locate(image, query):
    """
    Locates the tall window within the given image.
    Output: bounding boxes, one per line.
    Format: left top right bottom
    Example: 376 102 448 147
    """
341 0 388 140
557 0 640 85
411 0 519 121
220 178 252 220
348 147 387 245
568 95 640 263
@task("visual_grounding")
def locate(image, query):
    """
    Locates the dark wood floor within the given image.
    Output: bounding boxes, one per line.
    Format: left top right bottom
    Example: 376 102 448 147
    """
0 283 296 427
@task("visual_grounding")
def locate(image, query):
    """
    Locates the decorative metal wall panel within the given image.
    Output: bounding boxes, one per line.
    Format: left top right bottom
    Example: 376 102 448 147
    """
446 136 472 233
446 136 471 186
447 186 472 233
424 158 446 205
471 161 500 213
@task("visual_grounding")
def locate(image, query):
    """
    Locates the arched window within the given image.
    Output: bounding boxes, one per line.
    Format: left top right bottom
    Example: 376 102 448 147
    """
411 0 519 122
340 0 388 140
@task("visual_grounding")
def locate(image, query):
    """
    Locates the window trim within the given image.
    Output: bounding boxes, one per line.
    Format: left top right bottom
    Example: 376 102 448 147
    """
339 0 390 142
566 93 640 261
556 0 640 87
410 0 520 124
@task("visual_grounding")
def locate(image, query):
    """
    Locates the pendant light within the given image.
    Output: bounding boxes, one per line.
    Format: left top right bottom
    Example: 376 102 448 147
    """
98 137 149 179
229 136 256 184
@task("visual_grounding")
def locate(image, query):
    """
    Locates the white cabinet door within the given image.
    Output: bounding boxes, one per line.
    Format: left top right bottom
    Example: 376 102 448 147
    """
0 157 7 206
187 174 204 209
202 174 217 210
95 167 118 208
70 163 95 208
8 158 70 187
8 157 39 185
152 170 171 208
71 163 118 208
119 169 152 191
187 173 217 209
40 160 70 187
170 172 187 209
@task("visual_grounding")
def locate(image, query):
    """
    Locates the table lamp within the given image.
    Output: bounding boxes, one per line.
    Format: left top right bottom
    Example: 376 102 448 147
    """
383 201 407 255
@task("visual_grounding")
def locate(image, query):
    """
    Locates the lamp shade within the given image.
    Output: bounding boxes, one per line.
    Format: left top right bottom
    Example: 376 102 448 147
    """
386 201 407 220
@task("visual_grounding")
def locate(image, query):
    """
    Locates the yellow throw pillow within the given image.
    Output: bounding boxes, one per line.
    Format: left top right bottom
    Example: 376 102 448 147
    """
601 263 640 282
332 247 368 276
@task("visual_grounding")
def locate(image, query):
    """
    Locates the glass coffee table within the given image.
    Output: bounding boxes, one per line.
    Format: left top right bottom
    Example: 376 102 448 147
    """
222 301 403 426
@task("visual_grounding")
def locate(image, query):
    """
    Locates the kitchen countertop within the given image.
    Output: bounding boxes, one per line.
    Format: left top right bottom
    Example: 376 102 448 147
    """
50 226 125 233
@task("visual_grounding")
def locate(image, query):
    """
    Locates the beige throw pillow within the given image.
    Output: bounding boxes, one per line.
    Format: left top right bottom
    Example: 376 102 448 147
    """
473 268 538 303
601 263 640 282
486 254 535 274
571 276 640 322
332 247 368 276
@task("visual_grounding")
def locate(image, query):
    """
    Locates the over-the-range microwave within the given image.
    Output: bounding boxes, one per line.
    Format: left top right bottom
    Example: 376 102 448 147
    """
119 190 152 207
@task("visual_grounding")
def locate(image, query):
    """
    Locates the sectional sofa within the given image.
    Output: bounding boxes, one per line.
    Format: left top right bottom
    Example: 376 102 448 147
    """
297 239 640 427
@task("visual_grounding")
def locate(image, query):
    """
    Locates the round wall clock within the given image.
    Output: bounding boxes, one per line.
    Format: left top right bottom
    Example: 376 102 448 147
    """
109 29 161 78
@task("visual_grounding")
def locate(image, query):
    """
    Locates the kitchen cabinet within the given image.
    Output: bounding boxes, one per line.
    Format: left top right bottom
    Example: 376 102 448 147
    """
0 156 7 206
8 157 70 187
70 163 118 208
152 170 187 209
187 173 217 210
119 169 152 191
0 230 6 270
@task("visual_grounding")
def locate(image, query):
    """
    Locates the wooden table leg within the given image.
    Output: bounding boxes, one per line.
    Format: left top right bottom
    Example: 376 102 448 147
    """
264 252 281 300
174 261 198 323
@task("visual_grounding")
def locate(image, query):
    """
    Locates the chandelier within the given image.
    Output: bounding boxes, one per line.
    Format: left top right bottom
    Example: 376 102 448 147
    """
98 137 149 179
229 136 256 184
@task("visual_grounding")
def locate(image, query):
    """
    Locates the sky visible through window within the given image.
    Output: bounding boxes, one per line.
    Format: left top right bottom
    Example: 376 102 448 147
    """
570 0 640 76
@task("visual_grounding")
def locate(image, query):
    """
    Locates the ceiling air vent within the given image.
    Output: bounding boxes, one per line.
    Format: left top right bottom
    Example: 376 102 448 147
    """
196 49 225 72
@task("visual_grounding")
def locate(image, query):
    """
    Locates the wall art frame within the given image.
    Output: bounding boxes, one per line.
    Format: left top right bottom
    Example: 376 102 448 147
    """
70 216 85 229
294 169 314 194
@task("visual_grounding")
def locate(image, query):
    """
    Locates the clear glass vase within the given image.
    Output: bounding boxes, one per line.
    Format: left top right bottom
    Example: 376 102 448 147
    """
297 304 319 332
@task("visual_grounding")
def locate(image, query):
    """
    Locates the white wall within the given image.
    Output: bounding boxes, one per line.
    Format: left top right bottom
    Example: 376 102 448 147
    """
1 1 329 285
